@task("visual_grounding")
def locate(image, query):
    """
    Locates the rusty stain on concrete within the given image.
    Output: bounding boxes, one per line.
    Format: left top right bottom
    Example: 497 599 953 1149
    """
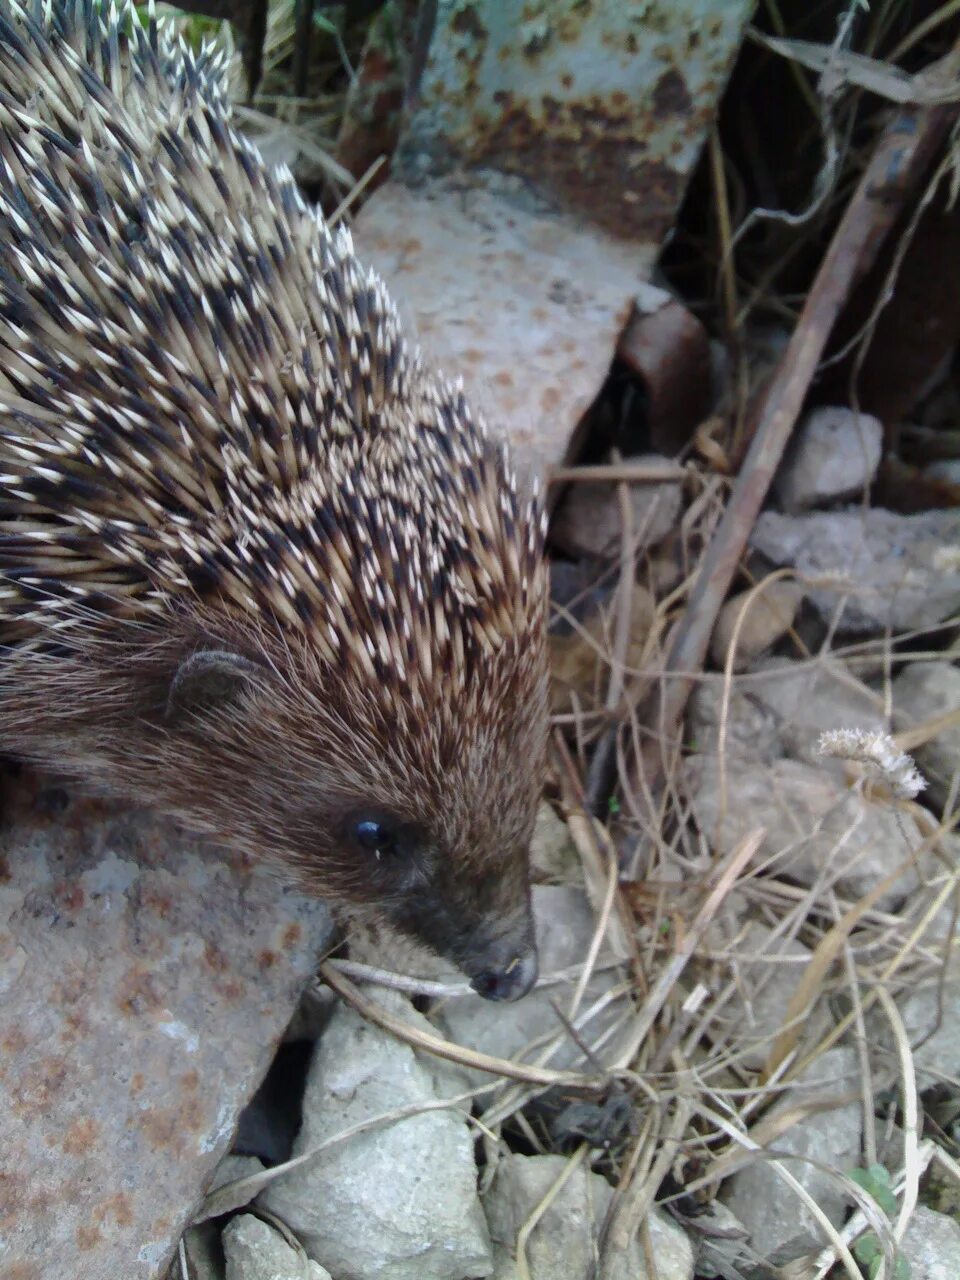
0 770 333 1279
354 177 649 482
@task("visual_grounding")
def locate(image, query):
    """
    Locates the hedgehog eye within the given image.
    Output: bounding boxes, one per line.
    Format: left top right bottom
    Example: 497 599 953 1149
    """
350 816 401 860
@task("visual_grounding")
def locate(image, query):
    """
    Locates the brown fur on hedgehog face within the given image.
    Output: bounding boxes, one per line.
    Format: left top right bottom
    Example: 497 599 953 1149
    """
0 590 548 995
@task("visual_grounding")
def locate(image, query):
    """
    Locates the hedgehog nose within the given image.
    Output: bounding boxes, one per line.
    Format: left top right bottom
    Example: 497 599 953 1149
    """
470 947 538 1002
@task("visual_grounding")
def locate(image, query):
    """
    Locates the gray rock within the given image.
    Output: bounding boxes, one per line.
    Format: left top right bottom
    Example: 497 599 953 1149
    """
775 406 882 511
923 459 960 485
893 661 960 806
687 675 782 764
529 802 582 885
746 657 887 766
551 459 683 559
681 754 928 907
485 1153 693 1280
222 1215 331 1280
209 1156 265 1197
722 1048 862 1263
709 581 805 672
900 1205 960 1280
259 989 492 1280
0 773 334 1280
750 508 960 633
684 1200 753 1280
438 885 628 1078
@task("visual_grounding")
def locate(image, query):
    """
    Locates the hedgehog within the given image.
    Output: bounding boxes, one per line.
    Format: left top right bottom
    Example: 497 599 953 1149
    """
0 0 549 1000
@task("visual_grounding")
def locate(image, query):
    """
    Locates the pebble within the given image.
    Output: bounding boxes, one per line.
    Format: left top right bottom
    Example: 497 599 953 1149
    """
709 581 805 671
775 406 882 511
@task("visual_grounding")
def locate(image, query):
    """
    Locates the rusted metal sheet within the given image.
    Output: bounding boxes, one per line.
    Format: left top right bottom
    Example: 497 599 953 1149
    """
0 770 333 1280
399 0 754 243
354 177 651 481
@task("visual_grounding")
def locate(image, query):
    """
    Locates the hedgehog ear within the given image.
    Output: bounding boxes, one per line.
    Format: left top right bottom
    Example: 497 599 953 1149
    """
166 650 268 723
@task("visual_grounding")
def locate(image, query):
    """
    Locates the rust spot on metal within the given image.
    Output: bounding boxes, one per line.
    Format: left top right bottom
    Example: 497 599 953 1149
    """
105 1194 134 1228
141 1106 180 1151
76 1224 102 1251
493 370 514 387
204 941 229 972
62 1117 99 1155
541 386 562 414
258 948 278 970
450 4 487 41
651 68 693 119
3 1028 27 1055
281 922 302 949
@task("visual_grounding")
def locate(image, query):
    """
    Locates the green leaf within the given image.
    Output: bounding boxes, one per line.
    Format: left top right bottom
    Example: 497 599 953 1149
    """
854 1233 881 1266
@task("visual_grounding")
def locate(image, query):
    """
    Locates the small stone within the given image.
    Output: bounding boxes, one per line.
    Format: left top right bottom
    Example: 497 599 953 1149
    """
222 1215 331 1280
750 508 960 633
893 661 960 806
681 755 928 908
208 1154 265 1199
529 802 581 884
722 1048 862 1263
617 296 712 453
551 463 683 559
709 581 805 671
775 406 882 511
259 989 492 1280
486 1153 694 1280
686 675 782 764
683 1200 752 1280
923 459 960 485
900 1205 960 1280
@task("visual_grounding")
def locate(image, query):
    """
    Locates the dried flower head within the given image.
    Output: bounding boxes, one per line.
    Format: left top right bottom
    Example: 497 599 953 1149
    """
817 729 927 801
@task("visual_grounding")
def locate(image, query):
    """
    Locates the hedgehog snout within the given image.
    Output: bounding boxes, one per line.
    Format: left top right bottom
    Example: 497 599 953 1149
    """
469 946 538 1002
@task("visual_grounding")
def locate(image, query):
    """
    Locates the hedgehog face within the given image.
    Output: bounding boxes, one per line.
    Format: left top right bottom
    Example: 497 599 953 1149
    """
153 625 549 1002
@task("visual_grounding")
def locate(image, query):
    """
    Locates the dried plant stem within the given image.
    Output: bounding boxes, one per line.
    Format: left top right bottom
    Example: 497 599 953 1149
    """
597 1083 692 1280
613 829 764 1070
319 961 599 1087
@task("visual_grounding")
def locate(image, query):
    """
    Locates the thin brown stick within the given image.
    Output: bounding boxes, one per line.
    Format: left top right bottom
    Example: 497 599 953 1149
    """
624 50 960 809
548 462 685 485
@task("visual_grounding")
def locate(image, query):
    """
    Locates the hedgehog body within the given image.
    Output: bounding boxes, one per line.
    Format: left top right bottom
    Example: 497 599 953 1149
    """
0 0 548 999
